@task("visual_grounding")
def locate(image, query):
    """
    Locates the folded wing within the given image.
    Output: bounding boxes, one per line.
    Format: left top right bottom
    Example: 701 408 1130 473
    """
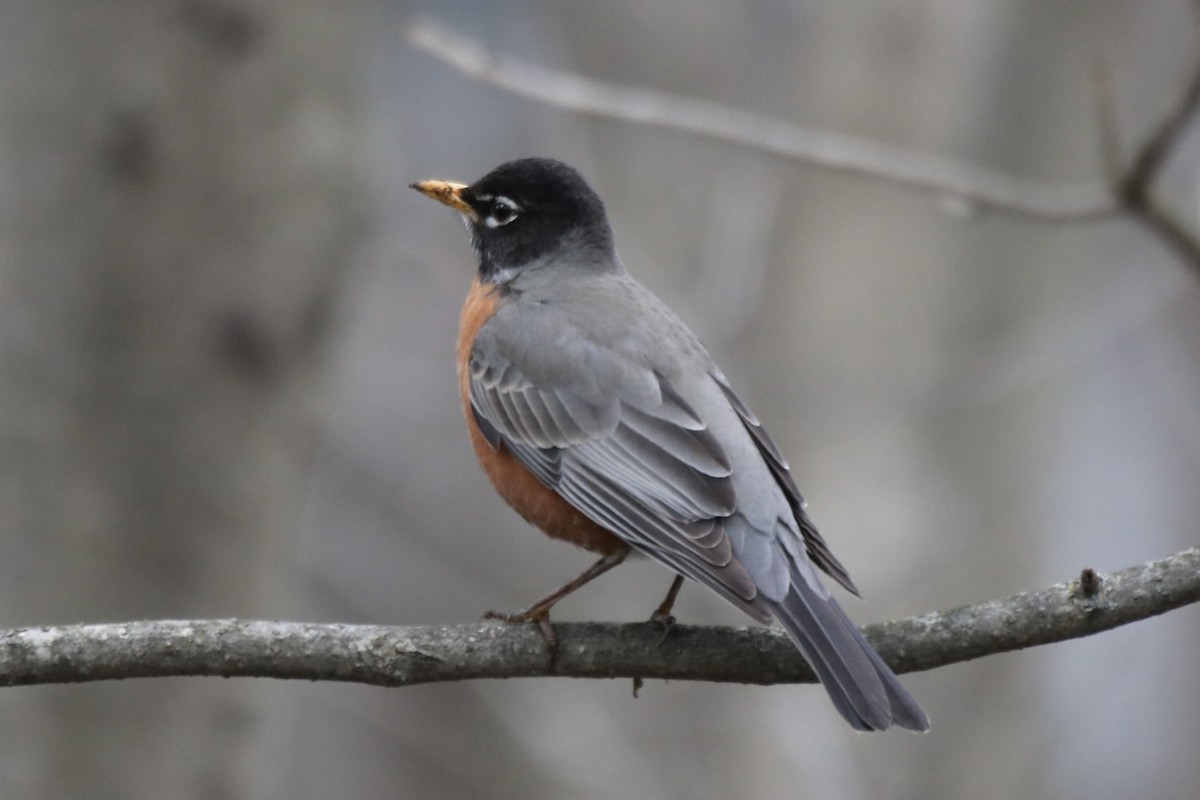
468 338 770 620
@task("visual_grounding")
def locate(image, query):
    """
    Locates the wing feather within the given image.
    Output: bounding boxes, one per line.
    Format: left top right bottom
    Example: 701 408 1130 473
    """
560 461 755 600
469 336 759 610
622 404 731 478
709 368 860 596
603 427 735 517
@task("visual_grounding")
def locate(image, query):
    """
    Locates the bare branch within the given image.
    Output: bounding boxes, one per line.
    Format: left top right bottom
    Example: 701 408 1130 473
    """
1123 201 1200 276
2 548 1196 689
1112 59 1200 278
406 18 1115 222
408 19 1200 276
1122 56 1200 192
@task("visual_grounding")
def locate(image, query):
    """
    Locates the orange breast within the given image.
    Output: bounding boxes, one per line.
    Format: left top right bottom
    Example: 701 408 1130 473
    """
457 277 629 556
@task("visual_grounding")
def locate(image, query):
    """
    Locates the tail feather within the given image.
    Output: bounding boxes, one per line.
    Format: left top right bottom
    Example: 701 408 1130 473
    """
771 580 929 732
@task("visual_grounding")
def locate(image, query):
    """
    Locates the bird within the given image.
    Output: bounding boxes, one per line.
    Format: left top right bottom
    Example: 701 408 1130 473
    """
410 157 929 732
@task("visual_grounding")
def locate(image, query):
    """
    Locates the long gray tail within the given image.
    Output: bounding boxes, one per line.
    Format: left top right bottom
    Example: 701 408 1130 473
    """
769 577 929 732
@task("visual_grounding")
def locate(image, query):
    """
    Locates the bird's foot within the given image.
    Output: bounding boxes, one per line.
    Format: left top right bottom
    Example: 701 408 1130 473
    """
648 573 685 647
480 552 630 666
648 609 676 648
483 606 558 663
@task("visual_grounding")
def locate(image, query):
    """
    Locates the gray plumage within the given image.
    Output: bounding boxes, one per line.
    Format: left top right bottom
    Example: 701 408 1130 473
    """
417 157 929 732
470 264 927 732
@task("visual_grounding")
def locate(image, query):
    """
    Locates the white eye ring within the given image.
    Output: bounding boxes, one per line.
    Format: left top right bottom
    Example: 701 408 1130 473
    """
483 196 520 228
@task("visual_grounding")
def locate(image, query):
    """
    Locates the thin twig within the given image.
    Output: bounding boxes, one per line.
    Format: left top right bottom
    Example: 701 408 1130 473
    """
1125 201 1200 274
1121 55 1200 193
406 18 1115 222
409 18 1200 276
2 548 1196 688
1111 57 1200 278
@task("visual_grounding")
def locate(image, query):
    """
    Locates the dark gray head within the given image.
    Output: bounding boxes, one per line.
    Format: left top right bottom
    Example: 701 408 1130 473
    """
412 158 616 282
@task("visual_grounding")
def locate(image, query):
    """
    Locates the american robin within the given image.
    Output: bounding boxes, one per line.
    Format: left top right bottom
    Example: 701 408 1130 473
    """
411 158 929 732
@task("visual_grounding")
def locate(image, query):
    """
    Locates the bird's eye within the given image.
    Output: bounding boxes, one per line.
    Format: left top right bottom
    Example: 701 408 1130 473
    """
484 197 520 228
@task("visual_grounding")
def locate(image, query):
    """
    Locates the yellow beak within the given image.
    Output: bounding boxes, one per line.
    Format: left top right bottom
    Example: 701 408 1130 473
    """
409 179 477 221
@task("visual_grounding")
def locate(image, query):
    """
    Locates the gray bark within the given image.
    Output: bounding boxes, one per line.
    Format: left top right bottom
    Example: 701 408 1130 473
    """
2 549 1194 687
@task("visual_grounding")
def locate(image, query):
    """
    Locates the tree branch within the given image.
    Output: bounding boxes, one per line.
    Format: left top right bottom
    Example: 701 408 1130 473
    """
406 18 1115 221
1111 55 1200 277
2 548 1196 689
407 18 1200 276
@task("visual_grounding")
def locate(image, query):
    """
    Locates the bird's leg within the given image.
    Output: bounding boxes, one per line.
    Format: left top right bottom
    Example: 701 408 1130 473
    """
649 574 685 645
631 573 687 695
484 551 629 655
650 574 685 623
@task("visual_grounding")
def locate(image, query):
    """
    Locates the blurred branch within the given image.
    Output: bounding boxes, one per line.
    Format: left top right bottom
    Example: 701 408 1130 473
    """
407 19 1111 221
1110 53 1200 273
408 18 1200 277
2 548 1196 689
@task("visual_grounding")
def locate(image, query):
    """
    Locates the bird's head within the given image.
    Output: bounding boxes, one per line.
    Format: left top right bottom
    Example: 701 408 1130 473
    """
411 158 616 283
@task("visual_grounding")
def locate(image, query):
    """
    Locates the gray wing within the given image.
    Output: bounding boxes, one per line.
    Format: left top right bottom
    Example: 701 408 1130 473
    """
470 310 928 731
709 369 859 596
468 332 772 622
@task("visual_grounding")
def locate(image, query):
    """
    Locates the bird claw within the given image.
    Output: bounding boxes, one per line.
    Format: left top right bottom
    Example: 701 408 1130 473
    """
649 610 676 648
632 609 676 696
631 614 674 696
478 552 630 669
483 607 559 665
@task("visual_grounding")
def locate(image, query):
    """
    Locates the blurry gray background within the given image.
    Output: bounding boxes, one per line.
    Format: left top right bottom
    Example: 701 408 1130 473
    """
2 1 1199 799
